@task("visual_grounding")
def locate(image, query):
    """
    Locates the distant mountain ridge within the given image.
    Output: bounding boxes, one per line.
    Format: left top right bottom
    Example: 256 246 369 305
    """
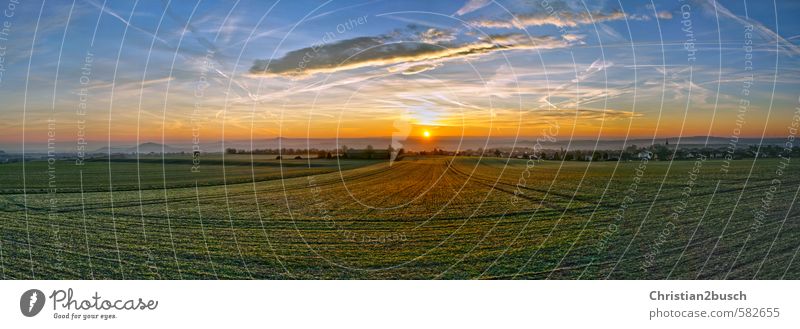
177 136 786 153
92 142 185 154
0 136 788 154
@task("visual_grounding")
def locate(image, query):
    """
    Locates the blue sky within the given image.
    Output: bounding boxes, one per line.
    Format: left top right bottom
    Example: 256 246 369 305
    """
1 0 799 149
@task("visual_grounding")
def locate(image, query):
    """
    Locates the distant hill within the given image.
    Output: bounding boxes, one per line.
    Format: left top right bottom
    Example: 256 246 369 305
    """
0 136 787 154
93 142 185 154
180 136 787 153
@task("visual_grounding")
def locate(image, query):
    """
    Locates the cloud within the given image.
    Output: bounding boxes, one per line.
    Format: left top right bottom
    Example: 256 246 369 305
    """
388 63 442 75
1 3 90 64
472 10 628 29
470 7 671 29
656 11 673 19
572 59 613 83
85 77 175 91
456 107 640 128
455 0 493 16
85 0 169 46
249 33 578 78
535 108 641 120
698 0 800 55
562 33 586 43
417 28 457 43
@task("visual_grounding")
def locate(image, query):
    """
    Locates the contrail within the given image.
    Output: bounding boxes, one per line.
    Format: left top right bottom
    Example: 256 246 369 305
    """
84 0 170 46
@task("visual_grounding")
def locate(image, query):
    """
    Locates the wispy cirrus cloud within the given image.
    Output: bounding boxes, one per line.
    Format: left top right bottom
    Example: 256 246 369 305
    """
85 0 170 46
464 0 674 30
656 11 673 19
455 0 493 16
470 10 657 29
698 0 800 55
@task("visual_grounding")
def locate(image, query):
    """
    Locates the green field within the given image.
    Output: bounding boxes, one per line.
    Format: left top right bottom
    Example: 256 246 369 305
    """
0 155 798 279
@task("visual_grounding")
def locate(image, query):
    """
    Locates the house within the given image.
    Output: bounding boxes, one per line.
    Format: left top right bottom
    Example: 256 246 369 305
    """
636 151 652 160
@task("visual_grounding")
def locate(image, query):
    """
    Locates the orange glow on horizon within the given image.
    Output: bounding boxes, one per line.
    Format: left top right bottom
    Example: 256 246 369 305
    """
7 113 791 144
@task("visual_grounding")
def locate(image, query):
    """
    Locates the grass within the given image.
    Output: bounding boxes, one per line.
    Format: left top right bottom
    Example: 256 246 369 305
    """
0 155 797 279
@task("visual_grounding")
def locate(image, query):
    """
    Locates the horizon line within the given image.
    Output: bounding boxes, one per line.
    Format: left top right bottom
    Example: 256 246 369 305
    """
0 134 789 145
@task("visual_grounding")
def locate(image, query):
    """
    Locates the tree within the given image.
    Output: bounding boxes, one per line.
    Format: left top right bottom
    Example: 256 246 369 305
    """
366 145 375 159
651 144 670 161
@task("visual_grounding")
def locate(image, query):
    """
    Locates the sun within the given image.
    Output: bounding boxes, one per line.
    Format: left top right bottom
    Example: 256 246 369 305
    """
423 130 431 138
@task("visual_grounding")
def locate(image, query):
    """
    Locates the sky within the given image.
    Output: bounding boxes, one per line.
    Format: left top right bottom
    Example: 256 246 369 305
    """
1 0 800 150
